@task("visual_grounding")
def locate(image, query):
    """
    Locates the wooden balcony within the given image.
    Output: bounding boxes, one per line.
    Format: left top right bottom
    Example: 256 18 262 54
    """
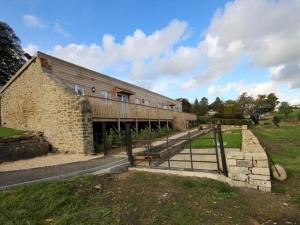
86 95 196 121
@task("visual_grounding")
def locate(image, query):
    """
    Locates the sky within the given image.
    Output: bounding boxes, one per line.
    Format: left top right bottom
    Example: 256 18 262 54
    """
1 0 300 104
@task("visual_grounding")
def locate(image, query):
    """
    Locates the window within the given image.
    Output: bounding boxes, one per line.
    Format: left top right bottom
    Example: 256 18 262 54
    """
74 84 84 96
100 90 111 104
145 100 150 106
135 97 141 104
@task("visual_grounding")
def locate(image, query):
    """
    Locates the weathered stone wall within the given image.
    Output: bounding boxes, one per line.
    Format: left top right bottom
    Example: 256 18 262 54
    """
0 132 49 162
226 126 271 192
173 112 188 131
0 59 94 154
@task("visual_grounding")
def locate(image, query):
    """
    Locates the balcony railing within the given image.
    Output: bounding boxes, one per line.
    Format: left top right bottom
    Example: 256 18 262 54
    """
86 95 196 121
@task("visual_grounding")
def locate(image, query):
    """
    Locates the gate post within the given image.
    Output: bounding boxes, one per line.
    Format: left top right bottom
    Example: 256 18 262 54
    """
213 124 221 172
217 122 228 176
166 136 171 169
188 131 194 171
125 123 134 166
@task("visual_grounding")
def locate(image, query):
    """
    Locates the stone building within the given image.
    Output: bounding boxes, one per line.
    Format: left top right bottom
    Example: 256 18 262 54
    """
0 52 196 154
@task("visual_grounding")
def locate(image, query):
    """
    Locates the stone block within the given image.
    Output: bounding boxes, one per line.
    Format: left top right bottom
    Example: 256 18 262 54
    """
229 173 249 182
228 166 251 175
236 160 252 167
226 152 245 160
251 167 270 175
256 160 269 168
252 152 268 160
249 174 270 181
226 159 236 166
244 152 253 160
249 179 271 188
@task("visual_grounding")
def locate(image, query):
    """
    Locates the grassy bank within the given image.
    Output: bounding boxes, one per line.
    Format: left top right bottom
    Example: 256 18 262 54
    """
251 122 300 203
0 127 25 137
188 129 242 148
1 171 299 225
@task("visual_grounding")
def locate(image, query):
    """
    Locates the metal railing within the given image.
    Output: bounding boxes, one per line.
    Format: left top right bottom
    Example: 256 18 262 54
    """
125 123 229 176
86 95 197 121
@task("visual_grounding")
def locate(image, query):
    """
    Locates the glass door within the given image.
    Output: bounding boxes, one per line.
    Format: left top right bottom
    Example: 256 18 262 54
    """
117 94 129 117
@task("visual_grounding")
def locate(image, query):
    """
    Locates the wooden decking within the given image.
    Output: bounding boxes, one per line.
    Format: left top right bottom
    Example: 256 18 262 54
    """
87 95 196 121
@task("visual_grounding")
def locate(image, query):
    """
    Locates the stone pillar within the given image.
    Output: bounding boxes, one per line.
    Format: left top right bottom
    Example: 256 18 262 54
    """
148 120 151 130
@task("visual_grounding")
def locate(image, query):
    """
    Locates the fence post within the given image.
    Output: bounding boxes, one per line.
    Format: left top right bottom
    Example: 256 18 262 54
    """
167 136 170 169
125 123 134 166
188 131 194 171
217 122 228 176
213 124 221 172
102 122 108 155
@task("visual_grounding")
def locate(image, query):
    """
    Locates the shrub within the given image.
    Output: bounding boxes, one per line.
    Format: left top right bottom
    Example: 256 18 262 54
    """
198 125 203 131
297 112 300 121
213 118 252 126
272 116 281 127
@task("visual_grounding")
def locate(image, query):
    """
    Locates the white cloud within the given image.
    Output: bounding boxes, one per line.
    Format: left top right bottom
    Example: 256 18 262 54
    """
23 15 46 28
23 44 39 55
54 23 72 38
50 19 192 89
208 81 277 98
47 1 300 101
182 0 300 90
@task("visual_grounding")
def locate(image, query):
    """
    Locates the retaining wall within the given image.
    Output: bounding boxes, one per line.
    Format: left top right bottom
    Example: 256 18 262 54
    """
226 126 271 192
0 132 49 163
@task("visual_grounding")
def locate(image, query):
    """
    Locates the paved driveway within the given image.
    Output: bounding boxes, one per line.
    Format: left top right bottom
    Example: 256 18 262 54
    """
0 156 127 189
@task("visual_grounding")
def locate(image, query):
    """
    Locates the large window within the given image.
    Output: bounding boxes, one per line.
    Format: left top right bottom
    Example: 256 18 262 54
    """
74 84 85 96
100 90 111 104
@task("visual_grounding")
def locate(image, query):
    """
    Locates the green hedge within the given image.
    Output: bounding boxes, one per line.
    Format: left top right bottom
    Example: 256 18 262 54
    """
197 116 252 126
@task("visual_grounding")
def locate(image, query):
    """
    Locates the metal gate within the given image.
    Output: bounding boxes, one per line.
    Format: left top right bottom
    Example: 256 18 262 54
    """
125 123 228 176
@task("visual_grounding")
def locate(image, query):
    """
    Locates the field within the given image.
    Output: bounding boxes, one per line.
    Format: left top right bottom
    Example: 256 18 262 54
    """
189 129 242 149
275 108 300 120
1 171 300 225
0 123 299 225
251 122 300 202
0 127 25 137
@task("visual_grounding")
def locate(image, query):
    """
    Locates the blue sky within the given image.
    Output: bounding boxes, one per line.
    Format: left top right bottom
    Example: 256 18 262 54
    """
1 0 300 104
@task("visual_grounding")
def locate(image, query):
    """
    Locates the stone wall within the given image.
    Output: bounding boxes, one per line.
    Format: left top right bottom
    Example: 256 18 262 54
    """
0 132 49 162
226 126 271 192
0 58 94 154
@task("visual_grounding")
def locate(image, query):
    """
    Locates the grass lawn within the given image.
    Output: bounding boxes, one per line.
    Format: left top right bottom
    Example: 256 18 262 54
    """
1 171 299 225
189 129 242 149
0 127 25 137
275 108 300 120
251 122 300 203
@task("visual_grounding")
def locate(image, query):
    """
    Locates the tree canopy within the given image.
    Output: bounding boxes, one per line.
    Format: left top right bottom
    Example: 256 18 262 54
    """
0 21 26 86
279 102 292 117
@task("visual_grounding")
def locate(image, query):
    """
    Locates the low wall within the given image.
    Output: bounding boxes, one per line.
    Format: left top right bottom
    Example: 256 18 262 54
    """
0 132 49 163
226 126 271 192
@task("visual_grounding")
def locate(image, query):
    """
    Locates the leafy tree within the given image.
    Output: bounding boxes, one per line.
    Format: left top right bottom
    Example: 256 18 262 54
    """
279 102 292 118
236 92 255 116
198 97 209 116
192 98 200 114
0 21 26 86
209 97 224 113
266 93 279 111
177 98 192 113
